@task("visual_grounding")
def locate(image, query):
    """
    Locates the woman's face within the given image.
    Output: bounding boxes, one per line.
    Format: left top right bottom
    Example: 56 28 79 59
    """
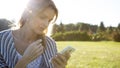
27 8 55 34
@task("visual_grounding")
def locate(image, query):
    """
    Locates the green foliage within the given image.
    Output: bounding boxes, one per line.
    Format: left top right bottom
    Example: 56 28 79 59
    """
106 26 113 34
91 32 107 41
52 24 59 34
52 21 120 41
51 32 64 41
79 23 90 32
52 31 91 41
117 23 120 30
52 22 98 34
97 21 106 32
89 25 98 33
65 23 75 31
113 32 120 42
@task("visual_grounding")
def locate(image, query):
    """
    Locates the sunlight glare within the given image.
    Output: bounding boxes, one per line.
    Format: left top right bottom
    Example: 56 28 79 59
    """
0 0 29 22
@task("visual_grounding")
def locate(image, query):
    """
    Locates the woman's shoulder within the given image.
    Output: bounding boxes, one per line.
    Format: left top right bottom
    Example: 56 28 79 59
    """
45 36 57 47
45 36 56 43
0 29 12 38
0 29 11 34
45 36 57 53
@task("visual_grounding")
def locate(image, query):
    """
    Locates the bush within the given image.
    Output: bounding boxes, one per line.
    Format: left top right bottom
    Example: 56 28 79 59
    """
91 32 108 41
51 31 91 41
113 32 120 42
51 32 64 41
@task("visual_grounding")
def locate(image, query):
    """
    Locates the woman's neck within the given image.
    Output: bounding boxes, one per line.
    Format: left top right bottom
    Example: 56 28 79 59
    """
12 26 41 44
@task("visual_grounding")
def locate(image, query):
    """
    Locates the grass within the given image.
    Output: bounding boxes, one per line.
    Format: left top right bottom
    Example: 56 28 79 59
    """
56 41 120 68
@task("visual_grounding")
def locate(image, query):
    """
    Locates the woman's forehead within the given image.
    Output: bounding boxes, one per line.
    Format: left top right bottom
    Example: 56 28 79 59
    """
36 7 55 15
31 8 55 20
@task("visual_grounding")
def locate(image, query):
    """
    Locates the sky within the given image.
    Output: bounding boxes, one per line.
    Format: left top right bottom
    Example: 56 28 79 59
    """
0 0 120 27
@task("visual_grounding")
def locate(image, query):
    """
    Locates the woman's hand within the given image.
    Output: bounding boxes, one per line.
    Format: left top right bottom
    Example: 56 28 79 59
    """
51 52 71 68
15 39 44 68
22 39 44 64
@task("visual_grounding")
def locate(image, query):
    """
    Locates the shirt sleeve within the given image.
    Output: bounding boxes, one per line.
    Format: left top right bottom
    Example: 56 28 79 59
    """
0 54 9 68
43 36 58 68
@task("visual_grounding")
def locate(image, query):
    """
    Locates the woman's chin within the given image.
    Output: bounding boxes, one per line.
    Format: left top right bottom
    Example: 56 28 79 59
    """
34 29 45 35
36 31 44 35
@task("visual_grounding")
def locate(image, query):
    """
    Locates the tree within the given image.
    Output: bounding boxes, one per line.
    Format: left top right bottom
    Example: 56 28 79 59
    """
98 21 106 32
65 23 75 31
79 23 90 32
113 32 120 42
89 25 98 33
117 23 120 31
52 23 59 34
106 26 113 34
59 22 65 33
52 22 65 34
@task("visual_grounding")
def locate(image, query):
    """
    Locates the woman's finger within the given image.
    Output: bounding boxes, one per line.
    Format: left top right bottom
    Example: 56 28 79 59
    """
57 54 67 65
52 60 59 68
63 51 71 60
34 39 42 45
35 45 44 53
52 56 62 65
52 60 65 68
52 54 67 65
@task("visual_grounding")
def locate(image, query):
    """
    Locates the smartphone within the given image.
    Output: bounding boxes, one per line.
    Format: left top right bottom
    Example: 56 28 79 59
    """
60 46 75 54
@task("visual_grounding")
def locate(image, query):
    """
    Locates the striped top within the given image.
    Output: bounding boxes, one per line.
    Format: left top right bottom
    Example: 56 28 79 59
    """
17 51 42 68
0 29 57 68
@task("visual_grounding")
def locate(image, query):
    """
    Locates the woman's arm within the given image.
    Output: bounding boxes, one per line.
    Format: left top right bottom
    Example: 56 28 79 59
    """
14 58 27 68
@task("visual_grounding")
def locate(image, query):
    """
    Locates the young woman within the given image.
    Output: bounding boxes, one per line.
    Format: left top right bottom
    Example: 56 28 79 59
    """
0 0 70 68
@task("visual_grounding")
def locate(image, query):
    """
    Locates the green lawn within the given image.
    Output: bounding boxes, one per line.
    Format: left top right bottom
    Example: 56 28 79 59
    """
56 41 120 68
